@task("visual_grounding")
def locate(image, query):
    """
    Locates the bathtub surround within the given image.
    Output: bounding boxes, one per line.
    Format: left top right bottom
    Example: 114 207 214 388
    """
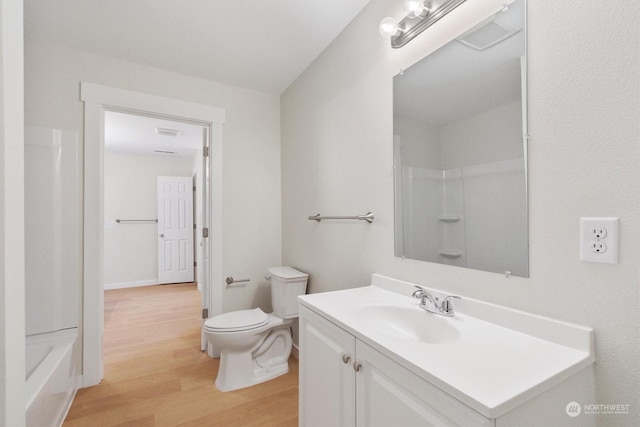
282 1 639 426
25 329 79 426
0 0 25 425
25 127 81 336
399 158 527 276
23 126 81 423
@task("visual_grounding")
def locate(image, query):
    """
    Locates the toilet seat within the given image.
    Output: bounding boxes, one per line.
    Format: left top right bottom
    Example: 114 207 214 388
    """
204 308 269 332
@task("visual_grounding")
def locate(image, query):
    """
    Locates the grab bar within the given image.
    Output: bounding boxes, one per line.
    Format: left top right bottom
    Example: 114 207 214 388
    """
115 219 158 223
226 277 250 285
308 212 374 223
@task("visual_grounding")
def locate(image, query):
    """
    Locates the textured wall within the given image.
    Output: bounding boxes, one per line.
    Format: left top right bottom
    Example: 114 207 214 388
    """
282 0 639 425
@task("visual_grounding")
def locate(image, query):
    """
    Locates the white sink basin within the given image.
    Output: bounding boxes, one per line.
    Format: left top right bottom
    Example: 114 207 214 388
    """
355 305 460 344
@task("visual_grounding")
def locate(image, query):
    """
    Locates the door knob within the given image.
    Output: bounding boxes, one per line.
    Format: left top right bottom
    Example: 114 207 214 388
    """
353 362 362 372
341 354 351 364
159 234 164 238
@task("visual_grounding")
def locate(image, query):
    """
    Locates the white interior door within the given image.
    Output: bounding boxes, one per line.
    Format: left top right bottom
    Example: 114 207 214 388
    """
157 176 194 284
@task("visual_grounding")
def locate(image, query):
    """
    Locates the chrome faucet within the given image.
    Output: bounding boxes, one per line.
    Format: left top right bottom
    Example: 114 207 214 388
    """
412 285 461 317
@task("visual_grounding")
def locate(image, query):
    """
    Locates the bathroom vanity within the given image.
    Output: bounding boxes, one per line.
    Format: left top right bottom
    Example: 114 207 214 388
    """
298 275 595 426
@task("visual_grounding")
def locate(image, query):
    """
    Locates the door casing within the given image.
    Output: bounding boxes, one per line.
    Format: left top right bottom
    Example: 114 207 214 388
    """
81 82 225 387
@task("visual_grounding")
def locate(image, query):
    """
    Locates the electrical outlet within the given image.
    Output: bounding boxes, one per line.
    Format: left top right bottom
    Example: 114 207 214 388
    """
590 240 607 253
590 227 607 239
580 217 619 264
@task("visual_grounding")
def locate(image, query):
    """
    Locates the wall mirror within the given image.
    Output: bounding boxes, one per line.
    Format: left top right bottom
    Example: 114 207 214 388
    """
393 0 528 277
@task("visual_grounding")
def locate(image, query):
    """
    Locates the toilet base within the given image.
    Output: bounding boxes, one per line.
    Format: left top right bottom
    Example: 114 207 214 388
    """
215 354 290 392
214 325 292 392
252 358 290 386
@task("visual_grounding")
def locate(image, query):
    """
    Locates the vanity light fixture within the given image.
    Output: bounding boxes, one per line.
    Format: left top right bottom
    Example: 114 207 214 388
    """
379 0 467 48
405 0 428 18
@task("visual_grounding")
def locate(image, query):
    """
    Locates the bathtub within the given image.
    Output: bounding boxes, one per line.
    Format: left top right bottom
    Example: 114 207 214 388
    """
26 328 80 427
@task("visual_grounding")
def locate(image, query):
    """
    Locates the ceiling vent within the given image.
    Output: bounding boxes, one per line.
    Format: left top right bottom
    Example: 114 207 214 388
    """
155 127 182 137
456 20 521 51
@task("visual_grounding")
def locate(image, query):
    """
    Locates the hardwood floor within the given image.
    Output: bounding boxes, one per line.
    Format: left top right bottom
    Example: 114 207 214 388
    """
64 283 299 427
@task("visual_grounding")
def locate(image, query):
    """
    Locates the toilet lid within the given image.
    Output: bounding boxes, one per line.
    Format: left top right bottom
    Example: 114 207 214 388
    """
204 308 268 331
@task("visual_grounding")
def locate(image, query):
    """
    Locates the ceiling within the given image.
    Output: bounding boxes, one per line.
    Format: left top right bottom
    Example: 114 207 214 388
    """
24 0 369 95
104 111 204 158
25 1 369 156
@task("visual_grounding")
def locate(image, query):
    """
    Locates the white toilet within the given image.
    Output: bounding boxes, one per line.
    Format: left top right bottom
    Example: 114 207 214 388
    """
203 266 309 392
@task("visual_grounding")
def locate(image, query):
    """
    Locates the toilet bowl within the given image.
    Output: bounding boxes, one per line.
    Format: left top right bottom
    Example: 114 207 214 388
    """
203 267 308 392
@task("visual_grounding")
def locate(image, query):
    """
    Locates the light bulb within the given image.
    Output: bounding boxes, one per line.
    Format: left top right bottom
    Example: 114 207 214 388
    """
379 17 401 37
404 0 426 18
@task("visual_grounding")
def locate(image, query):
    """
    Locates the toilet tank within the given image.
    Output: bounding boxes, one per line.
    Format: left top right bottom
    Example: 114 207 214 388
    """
268 267 309 319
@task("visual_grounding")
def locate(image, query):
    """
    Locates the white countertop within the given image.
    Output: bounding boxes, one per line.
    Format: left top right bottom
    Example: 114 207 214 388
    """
298 274 594 419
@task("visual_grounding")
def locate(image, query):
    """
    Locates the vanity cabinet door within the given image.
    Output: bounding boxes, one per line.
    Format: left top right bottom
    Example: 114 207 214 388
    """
300 306 493 427
355 340 494 427
299 307 356 427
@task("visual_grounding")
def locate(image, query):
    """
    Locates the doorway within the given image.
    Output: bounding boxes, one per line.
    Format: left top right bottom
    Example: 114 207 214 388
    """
103 111 201 289
81 82 225 387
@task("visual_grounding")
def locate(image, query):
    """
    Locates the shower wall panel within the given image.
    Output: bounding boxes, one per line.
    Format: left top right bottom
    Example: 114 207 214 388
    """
25 126 80 336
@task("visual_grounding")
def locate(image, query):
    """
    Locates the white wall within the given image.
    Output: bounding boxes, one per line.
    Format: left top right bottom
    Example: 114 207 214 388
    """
439 101 522 169
396 101 522 170
24 41 282 314
104 152 196 288
282 1 639 425
0 0 25 424
394 117 440 169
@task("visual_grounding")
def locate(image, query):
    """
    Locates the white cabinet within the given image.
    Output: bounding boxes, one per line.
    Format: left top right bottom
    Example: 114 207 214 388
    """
299 306 355 426
299 306 493 427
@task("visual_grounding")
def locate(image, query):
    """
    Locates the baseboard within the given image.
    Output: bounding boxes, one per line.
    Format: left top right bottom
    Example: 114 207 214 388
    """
291 343 299 360
104 279 159 290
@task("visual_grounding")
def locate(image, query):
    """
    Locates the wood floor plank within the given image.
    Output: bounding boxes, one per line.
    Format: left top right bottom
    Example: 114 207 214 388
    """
64 283 299 426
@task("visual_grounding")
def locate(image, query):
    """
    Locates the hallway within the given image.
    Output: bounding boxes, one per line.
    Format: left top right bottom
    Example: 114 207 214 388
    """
64 284 298 426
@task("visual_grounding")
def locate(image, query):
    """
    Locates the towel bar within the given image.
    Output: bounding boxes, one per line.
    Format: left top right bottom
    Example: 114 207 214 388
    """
308 212 374 223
